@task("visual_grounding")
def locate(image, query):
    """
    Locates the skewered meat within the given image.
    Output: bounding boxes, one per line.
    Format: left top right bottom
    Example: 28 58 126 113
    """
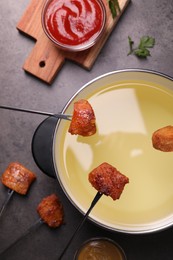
152 125 173 152
1 162 36 195
88 162 129 200
37 194 64 228
68 99 96 136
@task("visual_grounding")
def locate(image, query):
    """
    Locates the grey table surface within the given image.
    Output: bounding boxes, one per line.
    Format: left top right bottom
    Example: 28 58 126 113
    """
0 0 173 259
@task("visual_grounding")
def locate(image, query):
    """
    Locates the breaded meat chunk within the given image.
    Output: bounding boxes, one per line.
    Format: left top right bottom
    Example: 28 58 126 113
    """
37 194 64 228
152 125 173 152
68 99 96 136
88 162 129 200
1 162 36 195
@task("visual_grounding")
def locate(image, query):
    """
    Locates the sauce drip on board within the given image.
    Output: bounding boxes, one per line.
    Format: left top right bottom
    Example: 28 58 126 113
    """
44 0 104 46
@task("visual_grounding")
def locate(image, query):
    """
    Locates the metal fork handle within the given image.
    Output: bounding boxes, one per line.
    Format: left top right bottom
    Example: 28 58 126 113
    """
0 105 72 121
58 192 103 259
0 189 14 219
0 218 43 257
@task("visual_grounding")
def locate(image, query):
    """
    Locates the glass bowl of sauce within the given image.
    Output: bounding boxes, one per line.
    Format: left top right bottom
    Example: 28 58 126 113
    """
74 237 127 260
41 0 106 52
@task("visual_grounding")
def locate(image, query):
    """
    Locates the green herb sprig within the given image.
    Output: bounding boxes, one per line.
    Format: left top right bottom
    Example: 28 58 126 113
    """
108 0 121 19
128 36 155 58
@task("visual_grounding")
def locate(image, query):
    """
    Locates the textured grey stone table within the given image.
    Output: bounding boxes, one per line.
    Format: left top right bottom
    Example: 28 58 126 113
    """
0 0 173 259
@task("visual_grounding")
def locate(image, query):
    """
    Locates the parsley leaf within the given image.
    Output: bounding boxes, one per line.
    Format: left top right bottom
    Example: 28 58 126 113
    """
127 36 134 55
138 36 155 49
134 48 151 58
108 0 121 19
128 36 155 58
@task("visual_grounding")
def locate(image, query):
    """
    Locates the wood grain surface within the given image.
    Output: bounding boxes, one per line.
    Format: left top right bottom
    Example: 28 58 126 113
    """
17 0 130 84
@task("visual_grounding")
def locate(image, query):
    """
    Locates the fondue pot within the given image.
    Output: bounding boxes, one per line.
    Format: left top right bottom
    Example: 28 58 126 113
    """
32 69 173 234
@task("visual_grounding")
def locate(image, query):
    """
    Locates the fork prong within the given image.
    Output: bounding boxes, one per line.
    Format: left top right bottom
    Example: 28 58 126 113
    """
54 113 72 121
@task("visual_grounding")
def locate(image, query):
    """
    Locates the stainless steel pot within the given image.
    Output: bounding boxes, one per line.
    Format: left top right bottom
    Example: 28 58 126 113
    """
32 69 173 234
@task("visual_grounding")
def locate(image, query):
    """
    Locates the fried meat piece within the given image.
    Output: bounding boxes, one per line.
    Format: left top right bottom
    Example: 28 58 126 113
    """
88 162 129 200
1 162 36 195
68 99 96 136
152 125 173 152
37 194 64 228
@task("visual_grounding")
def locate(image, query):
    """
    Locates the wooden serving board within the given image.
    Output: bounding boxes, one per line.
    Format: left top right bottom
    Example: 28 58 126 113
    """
17 0 130 84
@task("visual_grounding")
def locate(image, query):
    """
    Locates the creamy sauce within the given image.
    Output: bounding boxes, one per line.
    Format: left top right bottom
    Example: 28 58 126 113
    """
76 240 125 260
55 79 173 232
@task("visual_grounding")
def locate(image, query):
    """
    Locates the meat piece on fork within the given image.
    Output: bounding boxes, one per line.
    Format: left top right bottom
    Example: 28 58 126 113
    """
1 162 36 195
152 125 173 152
88 162 129 200
68 99 96 136
37 194 64 228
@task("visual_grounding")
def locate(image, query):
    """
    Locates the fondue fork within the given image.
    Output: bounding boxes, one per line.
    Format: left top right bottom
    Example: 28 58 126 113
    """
0 192 102 257
0 218 43 257
0 105 72 121
58 191 103 259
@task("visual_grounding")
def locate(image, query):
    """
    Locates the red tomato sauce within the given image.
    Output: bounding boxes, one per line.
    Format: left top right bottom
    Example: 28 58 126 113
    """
44 0 105 46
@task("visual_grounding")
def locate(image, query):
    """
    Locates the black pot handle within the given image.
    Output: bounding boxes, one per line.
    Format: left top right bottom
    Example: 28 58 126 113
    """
31 116 59 178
